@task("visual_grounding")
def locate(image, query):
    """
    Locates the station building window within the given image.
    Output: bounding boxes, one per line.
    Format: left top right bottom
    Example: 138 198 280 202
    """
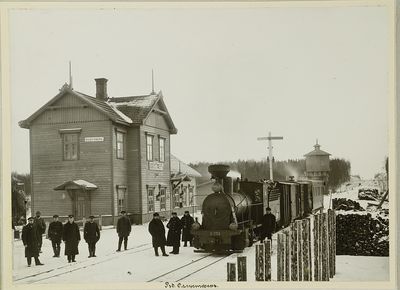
159 138 165 162
160 187 166 211
173 188 180 208
146 135 154 161
116 131 125 159
62 133 79 160
148 187 155 212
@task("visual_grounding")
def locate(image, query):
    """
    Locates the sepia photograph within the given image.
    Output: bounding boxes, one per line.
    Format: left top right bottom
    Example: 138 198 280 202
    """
0 1 397 289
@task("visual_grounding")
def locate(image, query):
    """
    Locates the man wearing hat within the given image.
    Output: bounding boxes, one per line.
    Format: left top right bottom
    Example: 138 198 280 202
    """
148 213 168 256
181 211 195 247
33 211 46 253
166 212 183 254
261 207 276 242
84 215 100 257
116 210 131 252
22 217 44 266
48 214 63 257
63 215 81 263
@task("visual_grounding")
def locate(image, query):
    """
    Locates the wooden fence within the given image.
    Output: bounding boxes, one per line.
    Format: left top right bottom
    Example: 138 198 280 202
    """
227 209 336 281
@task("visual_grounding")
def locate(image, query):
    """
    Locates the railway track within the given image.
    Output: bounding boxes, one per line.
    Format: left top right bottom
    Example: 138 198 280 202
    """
15 243 154 283
147 253 233 282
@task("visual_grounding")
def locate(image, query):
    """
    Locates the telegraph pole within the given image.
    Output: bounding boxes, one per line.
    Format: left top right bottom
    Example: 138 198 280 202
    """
257 132 283 181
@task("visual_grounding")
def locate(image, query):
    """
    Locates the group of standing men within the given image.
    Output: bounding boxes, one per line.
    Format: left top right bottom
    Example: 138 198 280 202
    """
148 210 195 256
22 212 100 266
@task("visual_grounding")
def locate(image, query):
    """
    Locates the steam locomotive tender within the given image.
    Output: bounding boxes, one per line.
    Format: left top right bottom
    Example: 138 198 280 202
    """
191 164 325 252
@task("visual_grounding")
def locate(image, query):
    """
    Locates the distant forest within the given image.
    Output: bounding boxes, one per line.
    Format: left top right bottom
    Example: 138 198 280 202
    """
190 158 351 192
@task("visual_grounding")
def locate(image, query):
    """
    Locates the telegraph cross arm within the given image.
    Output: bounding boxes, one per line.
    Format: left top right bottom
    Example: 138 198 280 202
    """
257 137 284 140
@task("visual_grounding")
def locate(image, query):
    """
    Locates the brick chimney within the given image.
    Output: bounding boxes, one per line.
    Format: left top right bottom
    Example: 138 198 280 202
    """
95 78 108 100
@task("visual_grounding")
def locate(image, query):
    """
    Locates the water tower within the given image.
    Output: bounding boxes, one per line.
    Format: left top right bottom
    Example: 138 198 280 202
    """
304 140 331 183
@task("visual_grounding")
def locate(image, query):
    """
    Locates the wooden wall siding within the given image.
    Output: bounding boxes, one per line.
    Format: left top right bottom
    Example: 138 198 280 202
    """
112 124 128 215
140 125 171 215
144 109 170 131
126 126 141 215
34 93 109 125
30 120 113 217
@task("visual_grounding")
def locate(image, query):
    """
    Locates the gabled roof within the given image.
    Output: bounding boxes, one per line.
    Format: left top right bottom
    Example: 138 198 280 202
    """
19 85 132 129
108 92 178 134
170 155 201 177
19 85 178 134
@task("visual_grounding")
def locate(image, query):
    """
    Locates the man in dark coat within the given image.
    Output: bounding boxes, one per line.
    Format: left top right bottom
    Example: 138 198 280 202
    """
22 217 44 267
116 210 131 252
181 211 194 247
48 214 63 257
166 212 183 254
261 207 276 241
148 212 168 256
33 211 46 253
63 215 80 263
84 215 100 258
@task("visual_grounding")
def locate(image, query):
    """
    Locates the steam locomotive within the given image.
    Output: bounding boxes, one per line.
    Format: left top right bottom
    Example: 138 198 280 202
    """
191 164 325 252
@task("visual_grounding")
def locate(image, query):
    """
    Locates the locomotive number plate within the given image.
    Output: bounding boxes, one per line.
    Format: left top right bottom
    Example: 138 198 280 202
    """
210 231 221 236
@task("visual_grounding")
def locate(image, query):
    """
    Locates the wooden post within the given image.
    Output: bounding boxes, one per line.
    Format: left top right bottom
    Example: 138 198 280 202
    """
333 210 336 275
255 244 265 281
45 221 50 238
321 212 329 281
313 213 320 281
99 215 103 230
227 263 236 281
308 217 312 281
285 230 290 281
290 223 298 281
82 217 86 230
277 233 285 281
318 213 323 281
328 209 335 278
237 256 247 281
264 239 272 281
296 220 303 281
302 219 310 281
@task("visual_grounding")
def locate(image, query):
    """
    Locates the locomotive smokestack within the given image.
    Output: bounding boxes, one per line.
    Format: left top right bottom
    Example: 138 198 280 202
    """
208 164 230 179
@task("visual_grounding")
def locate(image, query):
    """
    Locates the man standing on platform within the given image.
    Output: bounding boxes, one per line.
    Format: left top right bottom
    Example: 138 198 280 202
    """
261 207 276 242
48 214 63 257
116 210 131 252
22 217 44 267
84 215 100 258
33 211 46 253
63 214 80 263
148 212 168 257
166 212 183 254
181 211 194 247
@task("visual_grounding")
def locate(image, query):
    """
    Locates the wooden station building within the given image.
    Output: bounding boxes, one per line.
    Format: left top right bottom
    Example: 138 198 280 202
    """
19 79 178 224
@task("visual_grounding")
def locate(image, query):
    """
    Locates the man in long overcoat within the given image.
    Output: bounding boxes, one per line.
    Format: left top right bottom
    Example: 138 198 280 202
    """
22 217 44 266
181 211 194 247
116 210 131 251
261 207 276 241
166 212 183 254
148 212 168 256
33 211 46 253
48 214 63 257
63 215 80 263
84 215 100 258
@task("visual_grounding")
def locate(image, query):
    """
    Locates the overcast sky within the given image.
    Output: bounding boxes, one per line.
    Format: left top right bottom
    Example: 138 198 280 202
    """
9 5 390 179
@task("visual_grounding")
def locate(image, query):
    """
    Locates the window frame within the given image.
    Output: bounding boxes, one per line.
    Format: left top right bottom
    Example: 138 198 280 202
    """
159 137 165 162
159 187 167 211
116 131 125 160
62 133 80 161
147 186 155 213
146 134 154 161
173 188 180 208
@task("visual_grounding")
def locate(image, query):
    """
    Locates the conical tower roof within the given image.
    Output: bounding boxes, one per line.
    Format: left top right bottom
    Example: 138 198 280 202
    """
304 140 331 157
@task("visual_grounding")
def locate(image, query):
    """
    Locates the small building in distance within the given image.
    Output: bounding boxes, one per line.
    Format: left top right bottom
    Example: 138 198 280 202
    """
170 155 201 216
304 140 331 184
19 79 177 225
196 170 241 210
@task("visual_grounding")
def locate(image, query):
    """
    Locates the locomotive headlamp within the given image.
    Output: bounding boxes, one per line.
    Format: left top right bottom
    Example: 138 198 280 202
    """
229 223 238 230
212 182 223 193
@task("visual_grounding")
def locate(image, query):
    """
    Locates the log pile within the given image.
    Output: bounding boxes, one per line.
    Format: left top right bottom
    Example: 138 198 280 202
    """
358 188 379 201
336 213 389 256
332 198 365 211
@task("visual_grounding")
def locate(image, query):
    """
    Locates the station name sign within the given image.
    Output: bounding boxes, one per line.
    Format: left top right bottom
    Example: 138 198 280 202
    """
84 137 104 142
149 161 164 171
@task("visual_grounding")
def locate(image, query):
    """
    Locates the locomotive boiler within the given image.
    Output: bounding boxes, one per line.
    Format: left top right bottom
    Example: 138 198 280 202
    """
191 164 326 253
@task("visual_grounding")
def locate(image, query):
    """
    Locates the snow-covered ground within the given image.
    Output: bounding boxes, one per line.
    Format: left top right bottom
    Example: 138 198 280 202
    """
12 180 389 284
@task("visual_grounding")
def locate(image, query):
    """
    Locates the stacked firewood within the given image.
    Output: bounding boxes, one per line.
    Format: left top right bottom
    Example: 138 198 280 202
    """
332 198 365 211
336 213 389 256
358 188 380 201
